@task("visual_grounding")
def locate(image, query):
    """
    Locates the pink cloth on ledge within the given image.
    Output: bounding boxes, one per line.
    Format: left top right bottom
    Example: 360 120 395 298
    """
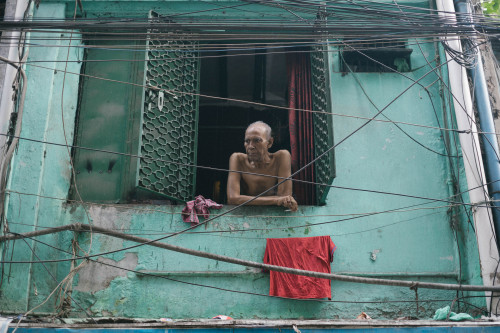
182 195 223 225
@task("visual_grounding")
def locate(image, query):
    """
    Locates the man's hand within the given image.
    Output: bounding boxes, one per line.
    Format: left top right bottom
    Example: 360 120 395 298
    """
278 195 298 212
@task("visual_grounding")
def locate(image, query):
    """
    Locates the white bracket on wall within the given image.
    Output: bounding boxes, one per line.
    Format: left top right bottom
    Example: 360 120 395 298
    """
158 91 164 112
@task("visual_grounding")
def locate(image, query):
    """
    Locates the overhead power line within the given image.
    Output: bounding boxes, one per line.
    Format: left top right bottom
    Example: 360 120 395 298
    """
25 234 488 306
2 223 500 292
0 132 491 207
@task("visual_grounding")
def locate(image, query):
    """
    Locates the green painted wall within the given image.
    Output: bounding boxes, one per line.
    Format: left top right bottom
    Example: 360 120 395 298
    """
0 0 485 320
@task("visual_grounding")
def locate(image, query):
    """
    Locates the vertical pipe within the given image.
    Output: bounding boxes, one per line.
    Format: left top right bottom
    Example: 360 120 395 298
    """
455 0 500 252
436 0 500 313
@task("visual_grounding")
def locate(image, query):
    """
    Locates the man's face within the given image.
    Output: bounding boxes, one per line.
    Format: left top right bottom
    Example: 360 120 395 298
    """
244 125 272 162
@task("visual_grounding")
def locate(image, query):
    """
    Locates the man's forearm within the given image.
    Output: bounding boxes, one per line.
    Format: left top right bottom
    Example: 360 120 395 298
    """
227 195 283 206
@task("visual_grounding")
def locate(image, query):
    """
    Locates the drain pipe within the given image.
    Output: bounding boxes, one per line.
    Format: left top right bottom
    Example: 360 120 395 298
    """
454 0 500 251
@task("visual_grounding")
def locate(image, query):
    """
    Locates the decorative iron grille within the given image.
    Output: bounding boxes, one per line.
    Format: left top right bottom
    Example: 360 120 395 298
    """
139 12 200 202
311 45 335 205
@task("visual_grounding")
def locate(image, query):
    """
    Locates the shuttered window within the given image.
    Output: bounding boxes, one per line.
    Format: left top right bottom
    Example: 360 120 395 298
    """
71 39 145 202
138 19 200 202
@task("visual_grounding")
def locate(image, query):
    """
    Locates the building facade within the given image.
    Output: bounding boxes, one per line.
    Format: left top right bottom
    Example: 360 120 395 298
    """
0 0 499 322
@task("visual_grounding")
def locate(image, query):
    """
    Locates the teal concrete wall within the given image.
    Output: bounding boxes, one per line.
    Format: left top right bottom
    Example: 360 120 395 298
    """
0 0 486 321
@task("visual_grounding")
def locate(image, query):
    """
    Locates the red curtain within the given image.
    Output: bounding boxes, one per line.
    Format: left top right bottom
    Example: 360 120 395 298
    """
287 52 316 205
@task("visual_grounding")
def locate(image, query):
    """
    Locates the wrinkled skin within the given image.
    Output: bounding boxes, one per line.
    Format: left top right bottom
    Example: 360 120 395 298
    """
227 124 298 211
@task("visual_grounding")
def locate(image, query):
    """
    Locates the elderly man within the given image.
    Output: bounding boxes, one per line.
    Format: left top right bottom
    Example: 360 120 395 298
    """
227 121 298 211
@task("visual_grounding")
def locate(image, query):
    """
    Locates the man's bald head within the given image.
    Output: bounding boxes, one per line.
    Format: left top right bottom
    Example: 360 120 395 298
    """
246 121 272 140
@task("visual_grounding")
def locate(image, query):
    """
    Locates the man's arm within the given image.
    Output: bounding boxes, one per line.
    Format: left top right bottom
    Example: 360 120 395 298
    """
276 150 293 196
226 153 243 204
226 152 298 211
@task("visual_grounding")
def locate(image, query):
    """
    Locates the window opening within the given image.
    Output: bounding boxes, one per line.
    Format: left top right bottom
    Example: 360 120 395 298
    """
340 40 413 73
196 49 290 204
196 45 335 206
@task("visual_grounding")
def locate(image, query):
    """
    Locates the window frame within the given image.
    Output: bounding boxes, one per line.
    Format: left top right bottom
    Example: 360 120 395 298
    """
71 25 336 206
340 40 413 73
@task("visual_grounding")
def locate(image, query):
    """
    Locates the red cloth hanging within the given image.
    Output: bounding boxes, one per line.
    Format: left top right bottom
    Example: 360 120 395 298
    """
263 236 336 299
287 52 316 205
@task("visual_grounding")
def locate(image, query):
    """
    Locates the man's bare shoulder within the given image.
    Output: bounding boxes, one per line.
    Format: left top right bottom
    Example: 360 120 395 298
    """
230 152 247 160
274 149 291 160
229 152 248 166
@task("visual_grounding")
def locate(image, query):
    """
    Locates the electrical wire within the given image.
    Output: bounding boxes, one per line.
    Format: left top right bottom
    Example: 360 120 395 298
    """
0 0 496 316
2 175 500 264
390 3 479 311
3 188 464 219
0 4 492 236
339 48 457 158
4 223 500 295
0 210 448 240
12 233 96 322
21 234 488 306
13 50 500 139
0 131 496 208
0 208 450 242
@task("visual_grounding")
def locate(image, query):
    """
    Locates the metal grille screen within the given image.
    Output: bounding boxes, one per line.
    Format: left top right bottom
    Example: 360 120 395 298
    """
139 14 200 202
311 45 335 205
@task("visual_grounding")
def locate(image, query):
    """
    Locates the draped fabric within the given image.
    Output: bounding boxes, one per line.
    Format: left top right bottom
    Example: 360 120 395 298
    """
287 52 316 205
264 236 336 299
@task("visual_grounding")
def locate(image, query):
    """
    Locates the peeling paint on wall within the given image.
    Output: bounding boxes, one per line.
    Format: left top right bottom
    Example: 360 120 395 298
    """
75 253 138 293
370 249 381 261
89 206 132 253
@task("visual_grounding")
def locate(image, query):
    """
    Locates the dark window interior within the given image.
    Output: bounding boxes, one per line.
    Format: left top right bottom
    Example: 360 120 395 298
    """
0 1 5 32
196 49 290 203
341 40 412 73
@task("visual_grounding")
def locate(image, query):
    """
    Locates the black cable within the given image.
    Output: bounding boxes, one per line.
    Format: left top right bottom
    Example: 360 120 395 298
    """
0 0 496 316
2 182 498 264
0 16 492 36
0 9 496 320
339 49 458 158
13 45 500 140
13 37 497 143
0 236 10 289
3 210 442 240
10 38 446 57
1 209 444 246
372 2 489 242
12 232 97 323
0 40 497 264
0 22 493 223
0 35 496 246
6 0 496 252
20 234 491 306
390 1 475 302
452 4 500 313
1 0 497 32
0 132 489 208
